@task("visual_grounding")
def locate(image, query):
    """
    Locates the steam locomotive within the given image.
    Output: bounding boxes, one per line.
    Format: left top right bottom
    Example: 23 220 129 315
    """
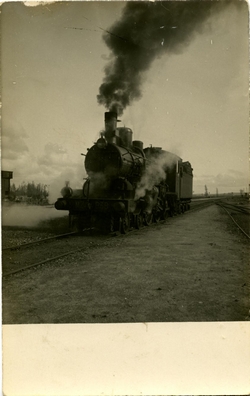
55 112 193 233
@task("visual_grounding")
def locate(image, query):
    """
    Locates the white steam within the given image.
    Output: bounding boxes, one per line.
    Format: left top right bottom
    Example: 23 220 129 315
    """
48 164 87 204
135 151 178 199
2 203 66 228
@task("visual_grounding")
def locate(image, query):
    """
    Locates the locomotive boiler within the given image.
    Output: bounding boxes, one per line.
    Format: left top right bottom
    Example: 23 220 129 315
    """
55 112 193 233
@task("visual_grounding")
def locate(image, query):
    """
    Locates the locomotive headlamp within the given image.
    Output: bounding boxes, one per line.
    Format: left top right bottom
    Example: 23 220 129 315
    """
61 187 73 198
60 181 73 198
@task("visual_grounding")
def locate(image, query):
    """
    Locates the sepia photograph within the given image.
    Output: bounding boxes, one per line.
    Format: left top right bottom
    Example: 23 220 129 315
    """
1 0 249 394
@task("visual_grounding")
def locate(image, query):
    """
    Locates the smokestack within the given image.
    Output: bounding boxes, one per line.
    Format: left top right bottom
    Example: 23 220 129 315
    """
104 111 117 142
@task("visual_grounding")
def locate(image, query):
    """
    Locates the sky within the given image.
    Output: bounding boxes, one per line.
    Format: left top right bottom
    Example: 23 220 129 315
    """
1 0 249 200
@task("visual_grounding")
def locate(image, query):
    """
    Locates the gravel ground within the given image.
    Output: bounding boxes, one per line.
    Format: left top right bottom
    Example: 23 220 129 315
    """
2 213 69 248
2 204 249 324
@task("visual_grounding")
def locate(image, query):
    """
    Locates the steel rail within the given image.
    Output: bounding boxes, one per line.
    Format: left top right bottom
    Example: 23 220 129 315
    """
2 231 80 251
217 203 250 239
3 248 85 278
218 202 250 214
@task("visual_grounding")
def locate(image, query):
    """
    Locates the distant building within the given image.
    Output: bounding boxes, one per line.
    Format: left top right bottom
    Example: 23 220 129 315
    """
1 170 13 199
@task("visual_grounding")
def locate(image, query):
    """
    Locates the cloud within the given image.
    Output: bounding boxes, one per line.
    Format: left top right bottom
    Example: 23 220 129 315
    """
37 142 68 167
48 164 85 204
2 126 28 139
2 140 87 203
36 143 86 182
1 141 83 219
1 127 29 158
194 170 249 194
228 169 247 177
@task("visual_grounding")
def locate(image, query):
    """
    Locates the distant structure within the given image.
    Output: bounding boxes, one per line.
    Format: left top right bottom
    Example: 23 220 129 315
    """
1 170 13 199
204 185 208 197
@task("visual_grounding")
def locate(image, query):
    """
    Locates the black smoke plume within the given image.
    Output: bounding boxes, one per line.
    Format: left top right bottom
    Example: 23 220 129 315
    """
97 0 240 115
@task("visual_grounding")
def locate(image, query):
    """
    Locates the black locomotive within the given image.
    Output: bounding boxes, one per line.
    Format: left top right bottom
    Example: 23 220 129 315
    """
55 112 193 233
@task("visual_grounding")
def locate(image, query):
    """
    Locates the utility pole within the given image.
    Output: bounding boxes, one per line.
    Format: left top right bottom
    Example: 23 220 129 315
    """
204 185 208 197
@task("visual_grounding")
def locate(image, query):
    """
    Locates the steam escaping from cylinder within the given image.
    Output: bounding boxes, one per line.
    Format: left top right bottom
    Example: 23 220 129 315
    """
97 1 238 115
2 203 66 228
135 151 177 200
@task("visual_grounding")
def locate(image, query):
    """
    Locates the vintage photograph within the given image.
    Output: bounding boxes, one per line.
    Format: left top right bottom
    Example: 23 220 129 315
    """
1 1 249 393
2 0 249 324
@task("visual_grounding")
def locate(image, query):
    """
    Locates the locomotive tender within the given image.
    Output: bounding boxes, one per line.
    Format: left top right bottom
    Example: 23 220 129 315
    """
55 112 193 233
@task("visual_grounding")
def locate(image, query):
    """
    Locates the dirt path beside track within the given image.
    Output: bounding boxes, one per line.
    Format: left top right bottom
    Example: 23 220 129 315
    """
2 204 249 324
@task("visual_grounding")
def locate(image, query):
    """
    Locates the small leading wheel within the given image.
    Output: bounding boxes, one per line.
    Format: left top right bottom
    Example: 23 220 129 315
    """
121 213 130 234
169 207 175 217
153 210 161 223
101 215 118 234
135 213 143 229
176 204 182 214
109 215 116 233
161 208 168 220
110 214 120 233
143 212 153 226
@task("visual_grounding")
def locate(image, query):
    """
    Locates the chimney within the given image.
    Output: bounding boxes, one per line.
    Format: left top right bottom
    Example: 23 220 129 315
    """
104 112 117 142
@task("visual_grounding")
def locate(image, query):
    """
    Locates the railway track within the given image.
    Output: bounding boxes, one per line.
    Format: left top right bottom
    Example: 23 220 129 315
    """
2 228 97 278
217 200 250 239
2 246 91 278
189 199 217 212
1 199 225 278
2 231 79 251
217 201 250 215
